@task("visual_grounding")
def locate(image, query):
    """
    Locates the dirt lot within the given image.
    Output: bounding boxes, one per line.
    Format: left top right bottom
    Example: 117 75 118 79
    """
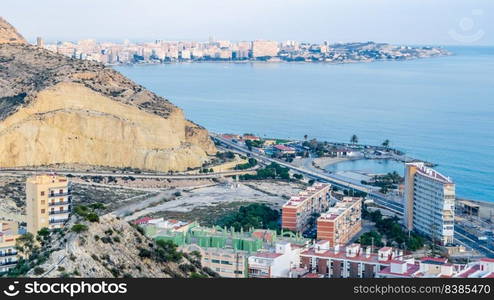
125 180 305 224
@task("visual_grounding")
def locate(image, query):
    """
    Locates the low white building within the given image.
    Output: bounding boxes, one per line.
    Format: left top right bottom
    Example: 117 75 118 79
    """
248 242 303 278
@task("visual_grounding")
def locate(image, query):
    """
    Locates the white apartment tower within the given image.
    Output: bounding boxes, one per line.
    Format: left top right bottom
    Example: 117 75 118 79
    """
403 162 455 245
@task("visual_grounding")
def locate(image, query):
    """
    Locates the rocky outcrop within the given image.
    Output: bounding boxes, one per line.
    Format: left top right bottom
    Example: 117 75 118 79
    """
0 18 215 171
30 215 213 278
0 17 26 45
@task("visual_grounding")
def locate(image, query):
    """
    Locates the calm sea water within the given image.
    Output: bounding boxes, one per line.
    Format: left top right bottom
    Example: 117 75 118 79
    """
326 159 405 175
114 46 494 202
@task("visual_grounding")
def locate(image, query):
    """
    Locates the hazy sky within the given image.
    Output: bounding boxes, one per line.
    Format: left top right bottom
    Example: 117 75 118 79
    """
3 0 493 45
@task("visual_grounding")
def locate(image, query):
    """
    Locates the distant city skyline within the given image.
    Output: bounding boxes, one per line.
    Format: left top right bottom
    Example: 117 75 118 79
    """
2 0 493 46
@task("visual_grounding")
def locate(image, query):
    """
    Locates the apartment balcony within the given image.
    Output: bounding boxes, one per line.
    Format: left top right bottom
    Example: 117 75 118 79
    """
49 219 69 224
49 210 70 215
49 197 72 206
0 252 17 257
0 260 17 266
48 192 70 198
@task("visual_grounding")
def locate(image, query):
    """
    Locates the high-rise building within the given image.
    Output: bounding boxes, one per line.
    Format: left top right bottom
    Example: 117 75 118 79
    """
26 174 72 234
36 37 44 48
0 221 19 274
317 197 362 246
252 40 279 58
282 183 330 233
403 162 455 245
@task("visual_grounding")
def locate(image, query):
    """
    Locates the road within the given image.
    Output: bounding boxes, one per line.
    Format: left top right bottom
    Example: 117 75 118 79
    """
0 168 255 179
212 133 404 213
213 134 494 258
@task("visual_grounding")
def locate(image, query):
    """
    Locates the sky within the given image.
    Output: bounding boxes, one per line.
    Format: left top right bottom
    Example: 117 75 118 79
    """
2 0 493 45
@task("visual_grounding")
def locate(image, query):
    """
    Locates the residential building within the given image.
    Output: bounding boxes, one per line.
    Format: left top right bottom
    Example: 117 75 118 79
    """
317 197 362 245
403 162 455 245
273 144 296 156
300 242 403 278
183 244 249 278
142 219 308 278
282 183 330 233
36 37 44 48
248 242 304 278
378 257 487 278
0 221 19 274
456 258 494 278
252 40 279 58
26 174 72 234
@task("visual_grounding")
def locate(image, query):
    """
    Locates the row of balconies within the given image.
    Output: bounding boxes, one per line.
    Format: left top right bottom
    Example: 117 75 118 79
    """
0 251 17 257
0 260 17 266
49 218 69 224
49 196 72 206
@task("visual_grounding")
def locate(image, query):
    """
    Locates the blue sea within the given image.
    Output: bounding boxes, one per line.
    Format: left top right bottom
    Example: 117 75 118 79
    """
114 46 494 202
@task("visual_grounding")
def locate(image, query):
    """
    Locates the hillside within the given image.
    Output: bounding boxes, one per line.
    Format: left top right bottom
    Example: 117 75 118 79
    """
23 215 215 278
0 17 216 172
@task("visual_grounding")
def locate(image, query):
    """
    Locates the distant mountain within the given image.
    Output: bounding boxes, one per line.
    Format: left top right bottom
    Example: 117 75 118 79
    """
0 17 215 172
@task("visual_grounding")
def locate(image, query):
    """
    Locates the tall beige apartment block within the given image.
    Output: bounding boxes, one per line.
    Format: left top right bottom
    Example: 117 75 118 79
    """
26 174 72 234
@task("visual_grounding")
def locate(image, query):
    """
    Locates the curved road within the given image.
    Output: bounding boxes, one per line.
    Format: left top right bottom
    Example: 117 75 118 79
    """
211 134 404 213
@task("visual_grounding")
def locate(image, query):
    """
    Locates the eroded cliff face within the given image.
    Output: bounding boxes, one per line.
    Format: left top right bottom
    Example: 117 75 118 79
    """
0 18 215 172
0 17 26 44
0 82 215 171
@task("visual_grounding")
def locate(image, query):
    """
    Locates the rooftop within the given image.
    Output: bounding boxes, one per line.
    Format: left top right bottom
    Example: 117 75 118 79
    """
283 183 329 208
407 162 453 184
318 197 361 221
379 263 420 277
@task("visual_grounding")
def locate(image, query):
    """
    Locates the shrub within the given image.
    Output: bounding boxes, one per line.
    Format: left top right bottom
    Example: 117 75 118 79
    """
179 263 196 273
86 213 99 223
89 203 106 210
101 237 113 244
138 248 152 259
33 267 45 276
71 224 88 233
37 227 50 237
74 205 89 217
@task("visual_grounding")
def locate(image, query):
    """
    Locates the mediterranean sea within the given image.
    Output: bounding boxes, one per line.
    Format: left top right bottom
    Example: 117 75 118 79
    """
114 46 494 202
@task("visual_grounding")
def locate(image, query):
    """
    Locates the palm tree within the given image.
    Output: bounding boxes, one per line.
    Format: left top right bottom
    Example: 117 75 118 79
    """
304 134 308 141
350 134 358 145
382 139 390 149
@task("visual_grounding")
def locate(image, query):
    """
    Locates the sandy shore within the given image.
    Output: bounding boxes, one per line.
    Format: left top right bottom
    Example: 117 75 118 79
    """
312 156 349 169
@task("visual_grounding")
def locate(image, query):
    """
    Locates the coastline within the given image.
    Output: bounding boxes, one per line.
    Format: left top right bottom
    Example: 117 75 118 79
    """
312 156 350 169
111 53 452 67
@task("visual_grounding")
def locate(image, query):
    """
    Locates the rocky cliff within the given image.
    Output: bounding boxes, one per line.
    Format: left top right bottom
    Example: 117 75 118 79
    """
27 215 215 278
0 18 215 172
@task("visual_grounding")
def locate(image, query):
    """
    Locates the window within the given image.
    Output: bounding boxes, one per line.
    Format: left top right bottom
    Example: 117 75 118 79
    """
212 259 220 264
59 189 63 194
41 200 45 205
40 191 45 196
41 209 45 214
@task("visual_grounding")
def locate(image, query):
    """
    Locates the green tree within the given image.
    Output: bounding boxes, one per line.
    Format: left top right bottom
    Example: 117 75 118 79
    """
350 134 359 144
382 139 390 149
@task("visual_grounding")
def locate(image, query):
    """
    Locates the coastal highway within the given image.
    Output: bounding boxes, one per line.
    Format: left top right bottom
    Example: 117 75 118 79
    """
211 133 404 214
